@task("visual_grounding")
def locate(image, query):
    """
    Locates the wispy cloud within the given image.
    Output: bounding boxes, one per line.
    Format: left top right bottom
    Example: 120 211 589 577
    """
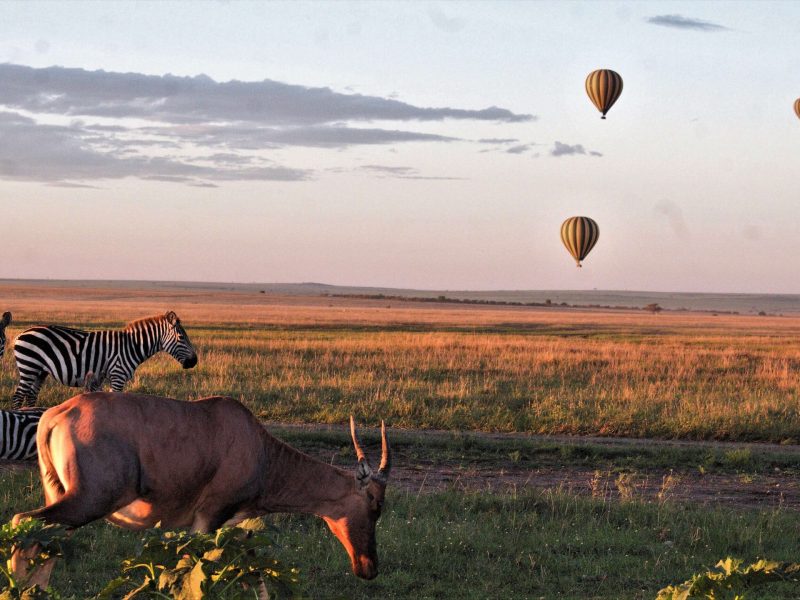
550 141 602 157
0 64 532 125
646 14 729 31
0 63 532 185
0 111 309 184
357 164 463 180
506 143 535 155
478 138 519 144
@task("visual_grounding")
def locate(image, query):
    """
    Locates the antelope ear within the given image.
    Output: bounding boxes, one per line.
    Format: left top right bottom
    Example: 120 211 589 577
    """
0 312 10 328
164 311 178 325
355 460 372 488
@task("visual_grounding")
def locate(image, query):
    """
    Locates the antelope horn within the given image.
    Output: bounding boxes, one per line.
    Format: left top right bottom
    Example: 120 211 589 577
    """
350 416 368 465
378 420 391 479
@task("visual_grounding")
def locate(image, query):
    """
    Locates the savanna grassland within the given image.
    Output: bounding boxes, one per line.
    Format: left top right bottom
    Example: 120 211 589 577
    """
0 281 799 599
3 281 800 441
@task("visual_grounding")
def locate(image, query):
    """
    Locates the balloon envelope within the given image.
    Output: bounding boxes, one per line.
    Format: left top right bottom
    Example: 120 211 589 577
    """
585 70 623 119
561 217 599 267
795 98 800 120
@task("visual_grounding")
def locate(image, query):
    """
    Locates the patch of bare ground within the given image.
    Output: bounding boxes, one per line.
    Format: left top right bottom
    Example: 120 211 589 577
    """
392 465 799 511
271 423 800 510
7 425 797 512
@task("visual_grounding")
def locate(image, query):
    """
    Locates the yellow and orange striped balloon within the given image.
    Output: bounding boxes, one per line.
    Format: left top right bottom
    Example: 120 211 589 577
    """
795 98 800 120
560 217 599 267
585 69 623 119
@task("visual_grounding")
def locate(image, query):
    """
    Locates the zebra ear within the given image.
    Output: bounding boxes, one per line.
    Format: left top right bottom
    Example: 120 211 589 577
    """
164 311 178 325
0 312 10 328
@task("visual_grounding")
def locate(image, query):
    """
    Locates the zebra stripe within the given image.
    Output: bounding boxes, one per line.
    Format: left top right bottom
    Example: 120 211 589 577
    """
0 311 11 359
0 408 46 460
12 311 198 408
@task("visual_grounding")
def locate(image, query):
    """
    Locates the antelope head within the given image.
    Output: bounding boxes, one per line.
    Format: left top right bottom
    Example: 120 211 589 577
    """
323 417 391 580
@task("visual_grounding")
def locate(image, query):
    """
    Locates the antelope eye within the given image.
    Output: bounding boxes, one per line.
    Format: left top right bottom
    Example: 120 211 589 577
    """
367 491 374 502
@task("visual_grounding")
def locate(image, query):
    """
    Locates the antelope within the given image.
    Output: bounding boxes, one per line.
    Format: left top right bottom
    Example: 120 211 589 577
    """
12 392 391 587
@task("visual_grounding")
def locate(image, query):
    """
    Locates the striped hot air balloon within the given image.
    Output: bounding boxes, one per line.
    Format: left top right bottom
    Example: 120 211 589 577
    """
795 98 800 120
585 69 623 119
560 217 599 267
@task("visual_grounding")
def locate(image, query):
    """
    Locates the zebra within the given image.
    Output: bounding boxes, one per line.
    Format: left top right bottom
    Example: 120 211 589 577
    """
1 372 100 460
0 311 11 358
11 311 198 408
0 407 46 460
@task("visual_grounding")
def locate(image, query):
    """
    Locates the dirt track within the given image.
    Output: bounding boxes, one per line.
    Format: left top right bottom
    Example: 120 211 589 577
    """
5 425 799 512
270 423 800 511
389 463 800 510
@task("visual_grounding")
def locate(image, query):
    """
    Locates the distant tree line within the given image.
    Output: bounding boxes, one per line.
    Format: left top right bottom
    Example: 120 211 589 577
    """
322 294 750 315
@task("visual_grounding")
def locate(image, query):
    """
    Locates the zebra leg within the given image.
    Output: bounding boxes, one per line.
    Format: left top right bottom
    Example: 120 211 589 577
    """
26 373 48 407
11 387 27 409
109 369 131 393
12 371 46 409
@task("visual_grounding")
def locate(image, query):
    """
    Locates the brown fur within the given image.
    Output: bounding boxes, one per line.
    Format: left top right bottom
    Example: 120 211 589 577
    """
12 392 389 586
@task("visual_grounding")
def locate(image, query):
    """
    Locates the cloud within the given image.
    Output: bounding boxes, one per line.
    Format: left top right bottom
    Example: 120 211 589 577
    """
187 182 219 188
506 143 535 154
144 124 459 148
646 14 729 31
478 138 519 144
654 200 689 238
0 63 532 185
45 181 102 189
357 164 463 180
0 111 309 183
550 141 602 157
0 63 532 125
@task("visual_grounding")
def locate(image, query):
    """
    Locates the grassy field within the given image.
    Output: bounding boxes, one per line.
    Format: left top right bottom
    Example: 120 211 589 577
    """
1 469 798 599
2 283 800 441
0 283 799 598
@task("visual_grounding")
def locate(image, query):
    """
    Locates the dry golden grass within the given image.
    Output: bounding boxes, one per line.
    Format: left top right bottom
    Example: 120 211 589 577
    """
1 282 799 441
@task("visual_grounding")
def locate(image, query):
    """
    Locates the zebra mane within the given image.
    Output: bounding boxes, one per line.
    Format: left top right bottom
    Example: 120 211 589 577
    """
122 314 168 332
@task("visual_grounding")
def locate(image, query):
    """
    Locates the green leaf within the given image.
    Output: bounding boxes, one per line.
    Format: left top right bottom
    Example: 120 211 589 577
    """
92 576 130 600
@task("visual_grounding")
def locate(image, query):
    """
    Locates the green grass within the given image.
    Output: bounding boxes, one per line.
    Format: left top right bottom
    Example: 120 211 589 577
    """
1 470 797 599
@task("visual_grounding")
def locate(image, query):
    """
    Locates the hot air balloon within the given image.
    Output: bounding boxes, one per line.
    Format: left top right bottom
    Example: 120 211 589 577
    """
561 216 599 267
795 98 800 120
585 69 623 119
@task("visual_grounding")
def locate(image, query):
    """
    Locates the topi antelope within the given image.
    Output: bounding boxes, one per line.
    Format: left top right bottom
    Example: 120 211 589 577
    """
12 392 391 587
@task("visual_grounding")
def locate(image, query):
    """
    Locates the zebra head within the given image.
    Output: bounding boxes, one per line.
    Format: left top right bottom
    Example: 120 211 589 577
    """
0 311 11 358
161 311 198 369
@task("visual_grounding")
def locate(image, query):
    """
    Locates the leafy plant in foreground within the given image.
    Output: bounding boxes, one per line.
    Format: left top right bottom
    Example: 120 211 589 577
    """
0 518 67 599
656 557 800 600
97 518 302 600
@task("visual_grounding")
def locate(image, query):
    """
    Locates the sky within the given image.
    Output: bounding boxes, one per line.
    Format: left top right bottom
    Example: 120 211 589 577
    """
0 1 799 293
